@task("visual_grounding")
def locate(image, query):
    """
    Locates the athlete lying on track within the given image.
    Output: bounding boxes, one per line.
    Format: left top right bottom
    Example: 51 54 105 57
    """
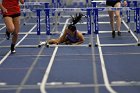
47 13 85 45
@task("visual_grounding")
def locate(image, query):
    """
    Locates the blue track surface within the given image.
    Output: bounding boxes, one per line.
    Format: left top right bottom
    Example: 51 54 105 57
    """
0 1 140 93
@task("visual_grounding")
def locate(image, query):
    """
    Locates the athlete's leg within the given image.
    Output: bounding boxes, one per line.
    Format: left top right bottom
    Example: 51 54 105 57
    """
3 17 15 40
48 39 59 44
9 16 20 53
114 2 121 36
108 10 115 38
12 16 20 44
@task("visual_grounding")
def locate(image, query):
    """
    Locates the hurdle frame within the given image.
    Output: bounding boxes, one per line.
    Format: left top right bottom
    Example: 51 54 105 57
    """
92 7 140 47
37 8 93 47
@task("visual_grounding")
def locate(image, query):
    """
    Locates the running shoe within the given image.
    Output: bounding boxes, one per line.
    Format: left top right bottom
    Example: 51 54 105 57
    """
112 31 115 38
118 31 121 36
11 44 16 54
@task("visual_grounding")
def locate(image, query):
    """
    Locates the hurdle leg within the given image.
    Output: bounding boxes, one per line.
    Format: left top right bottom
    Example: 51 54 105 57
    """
94 9 99 47
22 1 26 24
23 1 29 25
36 9 47 47
134 7 140 46
86 8 92 47
45 8 51 46
38 3 50 47
36 9 42 47
54 11 59 32
136 8 140 46
125 1 131 32
127 9 131 32
138 34 140 46
23 12 27 25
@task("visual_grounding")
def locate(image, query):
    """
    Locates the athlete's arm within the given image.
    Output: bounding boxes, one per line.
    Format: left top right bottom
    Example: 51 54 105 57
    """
0 0 7 13
57 29 68 44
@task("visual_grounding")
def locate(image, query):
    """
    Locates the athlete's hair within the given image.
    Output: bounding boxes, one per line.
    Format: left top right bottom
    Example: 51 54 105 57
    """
68 13 83 31
70 13 83 25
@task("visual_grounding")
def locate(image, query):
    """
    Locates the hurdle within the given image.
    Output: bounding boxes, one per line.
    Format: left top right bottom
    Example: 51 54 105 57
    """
51 6 87 33
32 8 92 36
45 8 91 34
91 0 139 33
93 7 140 47
36 8 92 47
22 2 50 25
51 0 61 31
21 1 89 30
123 0 139 33
22 1 76 30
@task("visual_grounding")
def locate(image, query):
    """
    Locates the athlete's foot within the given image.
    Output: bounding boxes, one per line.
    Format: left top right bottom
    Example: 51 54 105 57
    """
118 31 121 36
112 31 115 38
5 30 10 40
11 44 16 54
11 50 16 54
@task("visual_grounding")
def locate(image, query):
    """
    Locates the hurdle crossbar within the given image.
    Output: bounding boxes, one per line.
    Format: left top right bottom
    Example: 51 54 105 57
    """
99 30 129 34
46 44 91 47
20 7 137 14
31 7 136 12
23 22 88 25
0 31 88 35
21 7 136 13
99 43 138 47
0 45 39 48
24 2 48 5
38 41 91 48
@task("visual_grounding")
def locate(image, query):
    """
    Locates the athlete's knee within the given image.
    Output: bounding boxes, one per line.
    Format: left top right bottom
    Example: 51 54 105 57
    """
7 27 15 33
110 17 114 23
115 14 121 21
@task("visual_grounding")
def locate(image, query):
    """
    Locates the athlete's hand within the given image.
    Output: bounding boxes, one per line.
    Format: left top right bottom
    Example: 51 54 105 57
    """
2 7 7 13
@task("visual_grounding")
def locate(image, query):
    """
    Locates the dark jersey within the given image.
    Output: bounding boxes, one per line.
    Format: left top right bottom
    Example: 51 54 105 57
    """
66 30 79 43
106 0 121 7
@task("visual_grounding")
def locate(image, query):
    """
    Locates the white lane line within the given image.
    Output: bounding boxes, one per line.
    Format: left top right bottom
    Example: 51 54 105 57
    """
38 82 62 86
0 82 7 86
1 82 140 90
111 81 140 86
90 22 99 93
0 25 6 30
0 23 5 26
40 19 69 93
97 34 117 93
0 26 6 44
122 19 138 42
